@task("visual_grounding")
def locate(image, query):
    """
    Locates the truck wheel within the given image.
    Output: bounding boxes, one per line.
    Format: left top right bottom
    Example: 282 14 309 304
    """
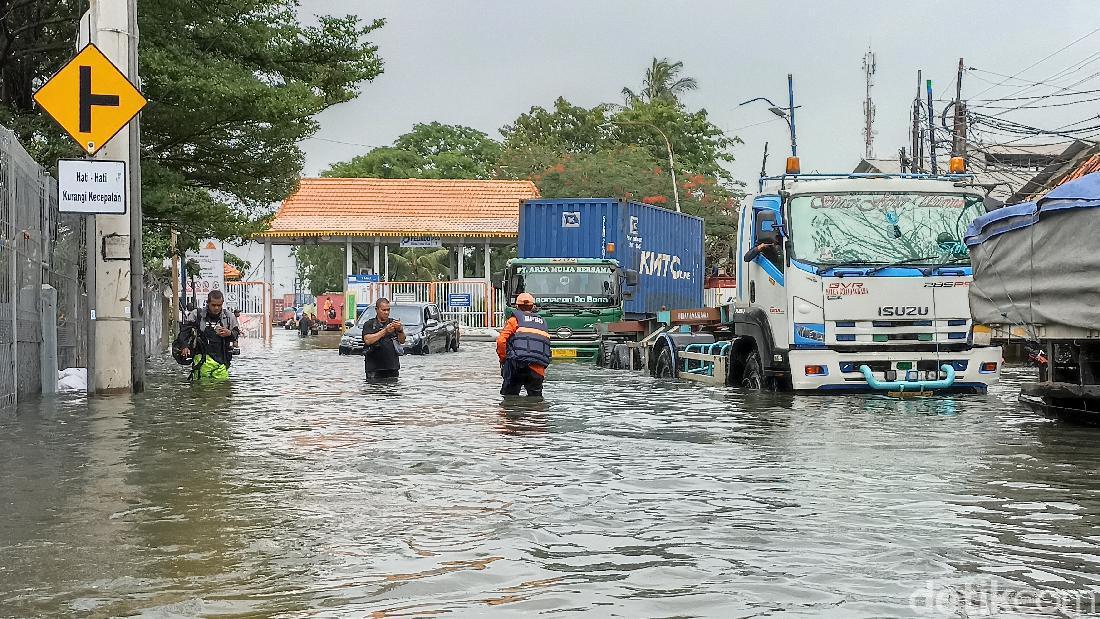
653 346 677 379
741 350 764 390
450 332 460 352
421 343 431 355
608 344 622 369
597 341 614 368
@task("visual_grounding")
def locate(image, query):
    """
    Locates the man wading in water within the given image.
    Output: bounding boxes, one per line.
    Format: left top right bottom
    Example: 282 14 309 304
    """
361 298 405 380
174 290 240 382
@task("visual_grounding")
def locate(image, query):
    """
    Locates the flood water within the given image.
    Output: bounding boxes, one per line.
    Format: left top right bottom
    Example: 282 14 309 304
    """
3 331 1100 618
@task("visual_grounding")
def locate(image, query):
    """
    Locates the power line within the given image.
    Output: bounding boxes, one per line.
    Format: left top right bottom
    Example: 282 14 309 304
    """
303 136 388 149
984 53 1100 109
971 94 1100 111
966 26 1100 100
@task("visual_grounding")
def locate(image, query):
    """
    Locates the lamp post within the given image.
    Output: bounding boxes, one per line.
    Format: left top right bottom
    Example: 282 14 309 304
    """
739 73 799 157
604 120 680 213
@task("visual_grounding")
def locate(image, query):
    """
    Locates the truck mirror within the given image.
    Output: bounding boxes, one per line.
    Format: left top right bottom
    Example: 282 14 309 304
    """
624 269 640 287
755 211 781 245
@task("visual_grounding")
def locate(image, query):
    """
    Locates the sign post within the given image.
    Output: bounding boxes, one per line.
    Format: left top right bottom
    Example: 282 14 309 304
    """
34 1 147 394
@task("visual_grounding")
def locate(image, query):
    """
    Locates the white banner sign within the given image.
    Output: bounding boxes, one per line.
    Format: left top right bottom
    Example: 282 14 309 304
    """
185 239 225 303
400 236 442 248
57 159 127 214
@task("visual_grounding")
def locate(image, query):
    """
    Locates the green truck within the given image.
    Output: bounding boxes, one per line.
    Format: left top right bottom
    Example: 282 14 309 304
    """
502 257 632 362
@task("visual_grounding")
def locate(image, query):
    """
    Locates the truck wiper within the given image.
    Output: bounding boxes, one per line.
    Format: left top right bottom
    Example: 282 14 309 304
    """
864 256 941 276
929 257 970 270
540 301 587 311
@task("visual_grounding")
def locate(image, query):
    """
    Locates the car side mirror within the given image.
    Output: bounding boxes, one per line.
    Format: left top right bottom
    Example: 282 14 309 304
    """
425 319 439 328
344 320 354 328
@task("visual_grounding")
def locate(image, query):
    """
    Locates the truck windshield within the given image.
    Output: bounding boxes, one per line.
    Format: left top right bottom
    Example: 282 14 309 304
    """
514 264 617 306
788 192 985 266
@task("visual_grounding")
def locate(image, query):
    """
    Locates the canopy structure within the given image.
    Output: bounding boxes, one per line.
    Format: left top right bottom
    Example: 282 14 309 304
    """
250 179 542 314
967 172 1100 332
255 178 541 243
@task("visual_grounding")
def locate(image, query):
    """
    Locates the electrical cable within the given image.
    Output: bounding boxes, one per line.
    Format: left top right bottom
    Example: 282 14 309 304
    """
966 27 1100 100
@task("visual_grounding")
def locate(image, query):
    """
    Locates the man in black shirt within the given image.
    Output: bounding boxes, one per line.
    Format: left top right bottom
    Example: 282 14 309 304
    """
174 290 240 382
362 298 406 379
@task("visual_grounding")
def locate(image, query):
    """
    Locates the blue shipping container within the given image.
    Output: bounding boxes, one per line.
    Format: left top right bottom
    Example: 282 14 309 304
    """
518 198 705 317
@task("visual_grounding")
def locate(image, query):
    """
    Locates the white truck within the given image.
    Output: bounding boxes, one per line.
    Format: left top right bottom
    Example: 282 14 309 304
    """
601 170 1003 393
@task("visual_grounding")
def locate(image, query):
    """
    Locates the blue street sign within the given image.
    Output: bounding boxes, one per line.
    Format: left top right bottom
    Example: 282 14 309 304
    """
347 274 379 284
447 293 472 308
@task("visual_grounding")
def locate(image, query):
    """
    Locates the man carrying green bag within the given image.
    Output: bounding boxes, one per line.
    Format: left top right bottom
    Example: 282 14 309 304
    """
173 290 240 383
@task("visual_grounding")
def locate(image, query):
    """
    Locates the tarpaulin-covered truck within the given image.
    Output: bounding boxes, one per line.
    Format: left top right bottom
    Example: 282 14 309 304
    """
503 198 705 362
967 172 1100 421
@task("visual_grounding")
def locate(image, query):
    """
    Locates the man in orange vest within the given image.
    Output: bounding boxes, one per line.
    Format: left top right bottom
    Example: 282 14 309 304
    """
497 292 551 397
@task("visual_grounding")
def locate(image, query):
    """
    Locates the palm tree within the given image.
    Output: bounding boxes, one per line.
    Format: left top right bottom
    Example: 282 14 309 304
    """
387 247 452 281
622 58 698 105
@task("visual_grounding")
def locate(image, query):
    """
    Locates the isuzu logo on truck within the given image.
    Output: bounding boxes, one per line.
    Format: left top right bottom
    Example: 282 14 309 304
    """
878 306 930 316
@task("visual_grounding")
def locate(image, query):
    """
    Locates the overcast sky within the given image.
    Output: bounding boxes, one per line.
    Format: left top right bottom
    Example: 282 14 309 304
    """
296 0 1100 186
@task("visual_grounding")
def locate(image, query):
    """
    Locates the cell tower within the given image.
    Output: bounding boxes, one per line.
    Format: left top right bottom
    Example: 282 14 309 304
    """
862 47 876 160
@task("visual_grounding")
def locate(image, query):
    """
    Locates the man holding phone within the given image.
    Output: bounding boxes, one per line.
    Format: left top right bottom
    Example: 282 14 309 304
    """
174 290 240 382
362 297 406 380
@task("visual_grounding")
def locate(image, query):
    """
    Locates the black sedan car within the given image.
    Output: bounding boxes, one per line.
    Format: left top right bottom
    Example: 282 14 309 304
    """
339 302 460 355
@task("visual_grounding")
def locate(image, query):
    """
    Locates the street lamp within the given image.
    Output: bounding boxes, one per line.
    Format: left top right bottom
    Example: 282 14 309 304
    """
603 120 680 213
739 73 800 158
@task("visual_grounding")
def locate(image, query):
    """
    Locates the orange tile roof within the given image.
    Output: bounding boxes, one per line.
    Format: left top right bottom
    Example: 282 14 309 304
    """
224 262 242 280
255 178 541 240
1055 156 1100 188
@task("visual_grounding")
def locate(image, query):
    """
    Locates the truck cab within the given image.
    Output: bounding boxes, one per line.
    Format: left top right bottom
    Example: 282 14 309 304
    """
736 175 1002 392
503 257 635 361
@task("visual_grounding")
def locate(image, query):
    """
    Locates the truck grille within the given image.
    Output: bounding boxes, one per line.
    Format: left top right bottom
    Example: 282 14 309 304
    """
550 326 599 341
829 319 970 345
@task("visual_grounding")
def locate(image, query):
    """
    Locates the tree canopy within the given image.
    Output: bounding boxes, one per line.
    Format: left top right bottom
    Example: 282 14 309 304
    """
318 57 743 273
621 58 698 105
322 122 500 179
496 59 743 270
0 0 385 273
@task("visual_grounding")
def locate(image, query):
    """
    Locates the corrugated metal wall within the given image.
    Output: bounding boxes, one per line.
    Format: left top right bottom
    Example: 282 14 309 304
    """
519 198 705 316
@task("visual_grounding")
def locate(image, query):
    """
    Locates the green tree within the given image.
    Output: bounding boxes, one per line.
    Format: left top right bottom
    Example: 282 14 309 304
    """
611 100 738 184
0 1 385 273
388 247 451 281
500 97 613 154
497 60 743 271
293 245 345 296
321 147 425 179
139 1 383 266
393 122 500 178
621 58 698 105
322 123 500 179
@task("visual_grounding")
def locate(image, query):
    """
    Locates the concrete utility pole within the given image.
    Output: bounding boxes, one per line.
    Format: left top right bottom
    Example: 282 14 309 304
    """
83 0 140 393
862 48 876 160
952 58 967 159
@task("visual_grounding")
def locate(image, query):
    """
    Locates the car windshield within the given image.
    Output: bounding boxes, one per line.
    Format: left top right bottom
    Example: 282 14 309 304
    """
355 305 424 328
788 192 985 265
513 264 617 306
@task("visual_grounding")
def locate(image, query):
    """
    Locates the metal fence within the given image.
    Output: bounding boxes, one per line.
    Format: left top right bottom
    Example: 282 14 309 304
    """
225 281 271 339
0 126 90 406
354 280 507 329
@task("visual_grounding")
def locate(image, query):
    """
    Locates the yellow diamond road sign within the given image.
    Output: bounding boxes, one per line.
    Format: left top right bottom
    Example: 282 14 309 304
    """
33 43 147 156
